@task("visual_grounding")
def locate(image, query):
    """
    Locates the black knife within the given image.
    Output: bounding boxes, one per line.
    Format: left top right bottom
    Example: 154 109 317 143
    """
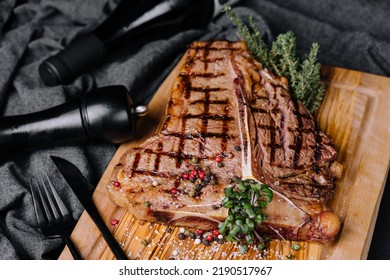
51 156 128 260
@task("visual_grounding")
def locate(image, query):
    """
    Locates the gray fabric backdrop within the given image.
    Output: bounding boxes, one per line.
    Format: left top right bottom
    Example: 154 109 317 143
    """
0 0 389 259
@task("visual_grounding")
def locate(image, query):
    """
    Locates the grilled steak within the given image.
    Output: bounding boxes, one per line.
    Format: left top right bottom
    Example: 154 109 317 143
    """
107 41 342 242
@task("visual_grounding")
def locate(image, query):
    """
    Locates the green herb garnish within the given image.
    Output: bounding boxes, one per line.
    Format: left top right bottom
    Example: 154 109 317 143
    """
218 179 272 253
224 6 325 113
292 243 301 251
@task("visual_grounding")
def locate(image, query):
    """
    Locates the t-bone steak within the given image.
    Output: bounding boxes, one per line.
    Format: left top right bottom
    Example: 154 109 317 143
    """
107 41 343 242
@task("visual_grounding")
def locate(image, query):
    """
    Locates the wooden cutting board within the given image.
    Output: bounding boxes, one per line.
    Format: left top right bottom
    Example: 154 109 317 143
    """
59 55 390 260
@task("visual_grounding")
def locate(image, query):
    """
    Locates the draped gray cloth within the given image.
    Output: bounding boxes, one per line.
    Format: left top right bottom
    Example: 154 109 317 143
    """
0 0 389 259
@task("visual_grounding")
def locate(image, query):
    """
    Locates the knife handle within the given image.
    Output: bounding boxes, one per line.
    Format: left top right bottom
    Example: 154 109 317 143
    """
62 235 83 260
84 197 128 260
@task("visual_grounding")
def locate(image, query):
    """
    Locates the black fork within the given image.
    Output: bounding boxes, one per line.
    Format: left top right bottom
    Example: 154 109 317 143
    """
30 173 82 260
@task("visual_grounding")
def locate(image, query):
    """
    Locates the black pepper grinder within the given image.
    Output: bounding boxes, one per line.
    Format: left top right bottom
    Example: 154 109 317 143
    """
39 0 242 86
0 85 147 162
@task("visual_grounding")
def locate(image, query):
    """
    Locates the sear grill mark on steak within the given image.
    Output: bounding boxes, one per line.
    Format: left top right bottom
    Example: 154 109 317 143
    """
154 142 163 172
186 72 226 78
200 88 210 158
181 114 234 120
291 99 304 169
108 41 343 242
177 117 187 168
130 153 141 178
202 41 212 71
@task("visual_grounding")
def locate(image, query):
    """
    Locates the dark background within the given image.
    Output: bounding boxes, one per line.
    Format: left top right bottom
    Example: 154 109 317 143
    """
0 0 389 259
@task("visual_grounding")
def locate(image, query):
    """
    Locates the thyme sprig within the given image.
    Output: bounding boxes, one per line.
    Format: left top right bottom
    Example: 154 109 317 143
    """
218 178 273 253
224 6 325 113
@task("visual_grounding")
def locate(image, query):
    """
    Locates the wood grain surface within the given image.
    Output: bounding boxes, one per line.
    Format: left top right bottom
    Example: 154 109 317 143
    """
59 56 390 260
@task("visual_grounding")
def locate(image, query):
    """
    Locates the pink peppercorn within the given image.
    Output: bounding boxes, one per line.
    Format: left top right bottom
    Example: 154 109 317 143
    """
198 170 205 179
113 181 121 187
110 219 119 226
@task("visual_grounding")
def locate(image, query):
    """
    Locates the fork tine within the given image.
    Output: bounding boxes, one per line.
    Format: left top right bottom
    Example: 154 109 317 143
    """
35 175 58 225
43 173 70 221
30 178 48 226
40 175 61 223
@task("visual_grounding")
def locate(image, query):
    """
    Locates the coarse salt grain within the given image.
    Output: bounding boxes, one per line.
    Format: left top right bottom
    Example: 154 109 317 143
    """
179 228 185 233
152 180 158 186
210 245 219 253
172 250 179 256
194 238 201 245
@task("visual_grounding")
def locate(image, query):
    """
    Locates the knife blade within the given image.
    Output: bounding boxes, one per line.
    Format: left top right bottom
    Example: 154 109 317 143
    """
51 156 128 260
